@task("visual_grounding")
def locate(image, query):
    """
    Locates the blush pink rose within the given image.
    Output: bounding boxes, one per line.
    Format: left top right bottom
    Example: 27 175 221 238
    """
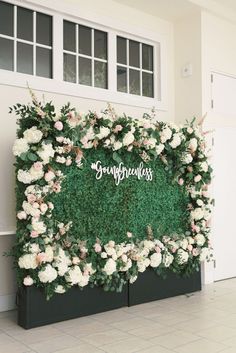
27 194 36 203
114 125 123 133
17 211 27 220
30 230 39 238
155 246 161 253
33 161 43 170
178 178 184 186
36 252 46 263
44 171 55 182
54 121 63 131
94 243 102 253
194 174 202 182
192 248 199 256
127 232 133 238
187 244 193 252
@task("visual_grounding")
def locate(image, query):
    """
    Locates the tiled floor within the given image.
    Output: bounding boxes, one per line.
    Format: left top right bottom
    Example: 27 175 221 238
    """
2 279 236 352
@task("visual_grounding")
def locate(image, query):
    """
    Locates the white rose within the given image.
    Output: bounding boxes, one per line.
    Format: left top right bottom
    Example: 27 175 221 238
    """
37 143 55 164
177 249 189 264
56 156 66 164
22 201 40 218
144 138 156 150
200 161 208 173
13 138 29 157
195 234 206 246
29 165 44 181
150 253 162 268
169 133 181 149
196 199 204 206
130 275 138 284
28 243 40 253
32 219 46 234
163 252 174 267
160 127 172 143
38 264 57 283
113 141 122 151
23 126 43 144
156 144 165 155
17 169 32 184
79 275 89 287
103 258 117 275
187 127 193 134
104 245 116 257
123 132 135 146
23 276 34 286
97 127 110 139
143 240 155 251
55 285 66 294
44 245 54 262
182 153 193 164
101 252 108 259
17 210 27 220
188 138 198 152
86 127 95 140
137 260 146 273
18 254 38 269
187 236 194 245
66 266 83 285
178 239 188 250
191 207 204 221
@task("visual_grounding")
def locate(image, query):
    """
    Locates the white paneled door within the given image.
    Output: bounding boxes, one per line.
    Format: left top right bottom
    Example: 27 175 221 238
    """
211 72 236 281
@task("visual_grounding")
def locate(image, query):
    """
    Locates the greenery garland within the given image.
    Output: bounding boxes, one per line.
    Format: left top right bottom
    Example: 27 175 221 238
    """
11 92 213 298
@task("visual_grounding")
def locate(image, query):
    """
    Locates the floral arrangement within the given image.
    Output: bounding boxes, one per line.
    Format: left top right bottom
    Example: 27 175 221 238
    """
11 92 213 298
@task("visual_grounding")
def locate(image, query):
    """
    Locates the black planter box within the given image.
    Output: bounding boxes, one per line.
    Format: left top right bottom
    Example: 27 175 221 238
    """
128 269 201 306
17 284 128 329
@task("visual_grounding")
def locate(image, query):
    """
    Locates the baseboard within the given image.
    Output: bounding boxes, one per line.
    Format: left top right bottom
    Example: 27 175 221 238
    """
0 293 16 312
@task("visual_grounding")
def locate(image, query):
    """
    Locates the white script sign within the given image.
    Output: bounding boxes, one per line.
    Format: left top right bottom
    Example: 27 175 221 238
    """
91 160 153 186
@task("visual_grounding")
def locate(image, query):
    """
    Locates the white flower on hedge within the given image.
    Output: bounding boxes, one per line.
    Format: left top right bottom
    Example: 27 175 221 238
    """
178 238 188 250
17 169 32 184
79 275 90 287
56 156 66 164
13 138 29 157
66 265 83 285
23 126 43 144
18 253 38 269
22 201 40 218
44 245 54 262
97 127 110 140
123 131 135 146
103 258 117 275
28 243 40 253
160 126 172 143
32 218 46 234
177 249 189 264
200 247 210 261
54 248 71 276
23 276 34 286
150 253 162 268
196 199 204 206
155 144 164 155
188 138 198 152
191 207 204 221
130 275 138 284
144 138 156 150
37 142 55 164
55 285 66 294
200 161 208 173
104 244 116 257
38 264 57 283
120 258 132 271
113 141 122 151
143 240 155 251
187 236 195 245
169 133 181 149
195 234 206 246
163 252 174 267
181 153 193 164
29 163 44 181
17 210 27 220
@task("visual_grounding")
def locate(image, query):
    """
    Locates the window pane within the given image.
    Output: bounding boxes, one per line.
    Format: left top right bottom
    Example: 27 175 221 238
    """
142 72 154 98
117 66 127 93
17 42 33 75
0 1 13 36
17 7 33 41
79 57 91 86
0 38 13 71
94 61 107 89
117 37 126 65
129 40 140 68
63 20 76 52
36 47 52 78
79 25 91 56
142 44 153 71
64 53 76 83
94 30 107 60
129 69 140 95
36 12 52 46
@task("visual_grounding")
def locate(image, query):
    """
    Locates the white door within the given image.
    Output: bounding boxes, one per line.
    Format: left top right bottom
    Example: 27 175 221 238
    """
211 72 236 281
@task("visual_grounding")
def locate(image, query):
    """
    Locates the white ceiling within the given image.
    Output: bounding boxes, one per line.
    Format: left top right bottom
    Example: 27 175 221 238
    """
212 0 236 12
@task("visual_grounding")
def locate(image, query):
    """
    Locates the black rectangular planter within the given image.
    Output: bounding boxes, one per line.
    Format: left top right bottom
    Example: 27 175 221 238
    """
17 284 128 329
128 269 201 306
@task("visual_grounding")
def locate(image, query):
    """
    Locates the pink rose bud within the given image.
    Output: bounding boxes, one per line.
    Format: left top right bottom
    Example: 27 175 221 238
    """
54 121 63 131
40 203 48 213
17 211 27 220
94 243 102 253
48 202 54 210
178 178 184 186
194 174 202 182
187 244 193 252
155 246 161 253
56 136 64 143
33 161 43 170
114 125 123 133
44 170 55 182
66 158 72 166
127 232 133 238
30 230 39 238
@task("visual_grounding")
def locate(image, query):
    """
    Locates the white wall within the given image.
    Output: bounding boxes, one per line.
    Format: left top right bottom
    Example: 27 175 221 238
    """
0 0 175 311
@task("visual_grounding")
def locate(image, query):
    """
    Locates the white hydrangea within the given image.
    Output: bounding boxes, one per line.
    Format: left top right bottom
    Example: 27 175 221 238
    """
103 258 117 275
156 144 165 155
97 127 110 139
123 132 135 146
177 249 189 264
195 234 206 246
37 142 55 164
38 264 57 283
150 253 162 268
191 207 204 221
163 252 174 267
17 169 32 184
32 219 46 234
18 253 38 269
169 133 181 149
23 126 43 144
160 127 172 143
13 138 29 156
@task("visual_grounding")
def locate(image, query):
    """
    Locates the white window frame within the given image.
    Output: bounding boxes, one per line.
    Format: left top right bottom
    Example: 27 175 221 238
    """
0 0 168 111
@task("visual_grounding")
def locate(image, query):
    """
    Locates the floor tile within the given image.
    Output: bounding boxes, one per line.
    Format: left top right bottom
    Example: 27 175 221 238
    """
28 334 82 353
101 337 153 353
150 329 200 349
173 338 228 353
80 328 131 347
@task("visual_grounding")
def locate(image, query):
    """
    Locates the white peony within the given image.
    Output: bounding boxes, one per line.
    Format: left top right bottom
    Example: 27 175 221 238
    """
150 253 162 268
191 207 204 221
66 266 83 285
123 132 135 146
38 264 57 283
32 219 46 234
23 126 43 144
169 133 181 149
177 249 189 264
37 143 55 164
163 252 174 267
18 253 38 269
200 161 208 173
97 127 110 139
103 258 117 275
160 127 172 143
195 234 206 246
156 144 165 155
13 138 29 156
17 169 32 184
182 153 193 164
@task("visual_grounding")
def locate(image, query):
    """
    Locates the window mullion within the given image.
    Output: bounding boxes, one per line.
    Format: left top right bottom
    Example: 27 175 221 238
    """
53 14 63 81
33 11 36 76
13 5 17 72
91 28 94 87
140 43 142 96
127 39 129 94
108 30 116 92
76 24 79 84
